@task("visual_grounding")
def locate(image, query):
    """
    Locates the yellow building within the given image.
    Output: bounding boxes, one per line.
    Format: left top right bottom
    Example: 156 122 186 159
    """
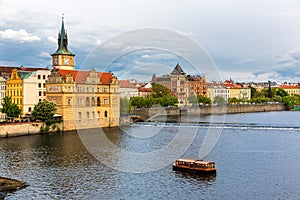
278 85 300 96
6 69 25 111
46 17 120 130
224 81 251 100
5 68 51 116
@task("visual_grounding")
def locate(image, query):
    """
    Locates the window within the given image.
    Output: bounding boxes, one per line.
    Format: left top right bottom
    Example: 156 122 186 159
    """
86 97 90 106
91 97 95 106
92 111 95 119
97 97 101 106
87 112 90 119
28 107 32 112
78 112 81 120
67 98 71 105
43 83 46 88
43 91 46 96
43 75 46 79
104 111 108 118
38 83 41 88
104 98 109 104
97 111 100 118
38 75 41 79
78 99 82 105
39 91 42 96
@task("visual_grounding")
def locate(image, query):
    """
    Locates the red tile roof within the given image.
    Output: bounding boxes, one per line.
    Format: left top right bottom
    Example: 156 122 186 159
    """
57 69 113 84
278 85 300 89
119 80 137 88
138 87 152 92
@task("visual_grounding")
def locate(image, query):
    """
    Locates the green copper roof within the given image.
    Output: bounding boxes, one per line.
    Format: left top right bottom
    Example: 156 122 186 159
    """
18 71 34 79
52 16 74 56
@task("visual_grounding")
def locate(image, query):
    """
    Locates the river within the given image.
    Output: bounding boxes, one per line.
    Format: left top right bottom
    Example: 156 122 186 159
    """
0 111 300 199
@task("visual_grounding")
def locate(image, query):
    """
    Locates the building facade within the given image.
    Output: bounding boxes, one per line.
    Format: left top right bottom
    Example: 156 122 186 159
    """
119 80 139 99
153 64 207 106
46 17 120 129
0 76 6 120
5 68 50 116
278 85 300 96
207 82 229 103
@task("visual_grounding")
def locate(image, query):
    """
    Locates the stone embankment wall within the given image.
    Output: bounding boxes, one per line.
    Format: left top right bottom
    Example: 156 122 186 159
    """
131 104 287 121
187 103 286 115
0 122 62 138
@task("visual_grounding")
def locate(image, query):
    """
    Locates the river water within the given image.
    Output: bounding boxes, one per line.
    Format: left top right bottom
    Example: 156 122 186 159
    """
1 111 300 199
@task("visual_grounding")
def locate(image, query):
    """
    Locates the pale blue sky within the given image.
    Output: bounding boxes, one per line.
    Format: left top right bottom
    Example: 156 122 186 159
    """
0 0 300 82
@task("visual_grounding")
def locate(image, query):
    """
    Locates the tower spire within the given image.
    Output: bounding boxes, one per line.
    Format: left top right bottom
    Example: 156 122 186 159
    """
52 14 74 56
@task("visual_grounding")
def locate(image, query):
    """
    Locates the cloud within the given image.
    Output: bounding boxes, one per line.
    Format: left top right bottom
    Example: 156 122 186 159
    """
47 36 57 44
0 29 40 43
38 52 50 58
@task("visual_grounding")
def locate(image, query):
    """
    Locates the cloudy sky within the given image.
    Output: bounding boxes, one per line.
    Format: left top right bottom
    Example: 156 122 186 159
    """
1 0 300 82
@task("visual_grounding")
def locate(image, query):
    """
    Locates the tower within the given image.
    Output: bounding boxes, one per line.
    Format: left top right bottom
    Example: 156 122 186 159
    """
51 16 75 70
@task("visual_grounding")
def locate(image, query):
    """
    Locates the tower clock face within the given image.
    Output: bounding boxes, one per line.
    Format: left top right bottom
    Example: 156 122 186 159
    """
64 58 69 65
54 58 58 65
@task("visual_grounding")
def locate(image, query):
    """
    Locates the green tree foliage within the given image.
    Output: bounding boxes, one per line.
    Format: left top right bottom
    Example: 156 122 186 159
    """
197 95 211 105
188 94 211 106
213 96 226 106
276 88 289 97
120 97 130 115
152 83 171 98
32 100 57 122
188 94 198 105
0 96 22 120
130 95 178 108
283 95 300 108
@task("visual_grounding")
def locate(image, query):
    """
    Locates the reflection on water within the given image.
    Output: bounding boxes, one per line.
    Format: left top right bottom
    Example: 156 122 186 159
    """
0 111 300 199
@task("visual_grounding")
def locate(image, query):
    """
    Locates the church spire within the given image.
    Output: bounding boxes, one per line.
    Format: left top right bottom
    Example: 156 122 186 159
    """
52 15 74 56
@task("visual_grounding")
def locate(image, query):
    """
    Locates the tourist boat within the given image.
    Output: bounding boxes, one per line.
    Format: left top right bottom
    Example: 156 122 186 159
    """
173 158 216 174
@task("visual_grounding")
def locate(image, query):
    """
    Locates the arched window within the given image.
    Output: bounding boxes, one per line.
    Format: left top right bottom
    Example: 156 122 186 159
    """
97 97 100 106
92 111 95 119
104 111 108 118
78 112 81 120
86 97 90 106
87 112 90 119
97 111 100 118
91 97 95 106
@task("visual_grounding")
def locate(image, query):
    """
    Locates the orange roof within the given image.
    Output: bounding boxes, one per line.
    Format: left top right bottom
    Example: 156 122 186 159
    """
138 87 152 92
278 85 300 89
224 83 244 89
119 80 137 88
57 69 113 84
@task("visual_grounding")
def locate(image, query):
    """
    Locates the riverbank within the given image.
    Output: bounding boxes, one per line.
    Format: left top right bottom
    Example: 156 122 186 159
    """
0 122 62 138
131 103 286 121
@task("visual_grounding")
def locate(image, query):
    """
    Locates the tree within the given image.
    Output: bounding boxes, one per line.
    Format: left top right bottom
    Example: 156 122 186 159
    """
197 95 211 105
276 88 289 97
32 100 57 122
152 83 171 98
120 97 130 115
188 94 198 105
0 96 22 121
213 96 226 106
283 95 300 108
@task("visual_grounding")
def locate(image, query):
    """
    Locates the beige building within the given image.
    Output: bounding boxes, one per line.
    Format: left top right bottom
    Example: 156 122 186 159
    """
207 82 229 103
46 17 120 130
119 80 139 99
278 85 300 96
153 64 207 106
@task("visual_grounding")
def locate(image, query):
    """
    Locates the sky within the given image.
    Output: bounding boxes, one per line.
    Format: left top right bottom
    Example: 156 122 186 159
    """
0 0 300 82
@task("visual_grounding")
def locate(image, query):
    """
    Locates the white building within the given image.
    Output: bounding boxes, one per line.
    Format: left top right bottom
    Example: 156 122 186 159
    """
119 80 139 99
207 82 230 103
23 70 51 114
0 76 6 120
